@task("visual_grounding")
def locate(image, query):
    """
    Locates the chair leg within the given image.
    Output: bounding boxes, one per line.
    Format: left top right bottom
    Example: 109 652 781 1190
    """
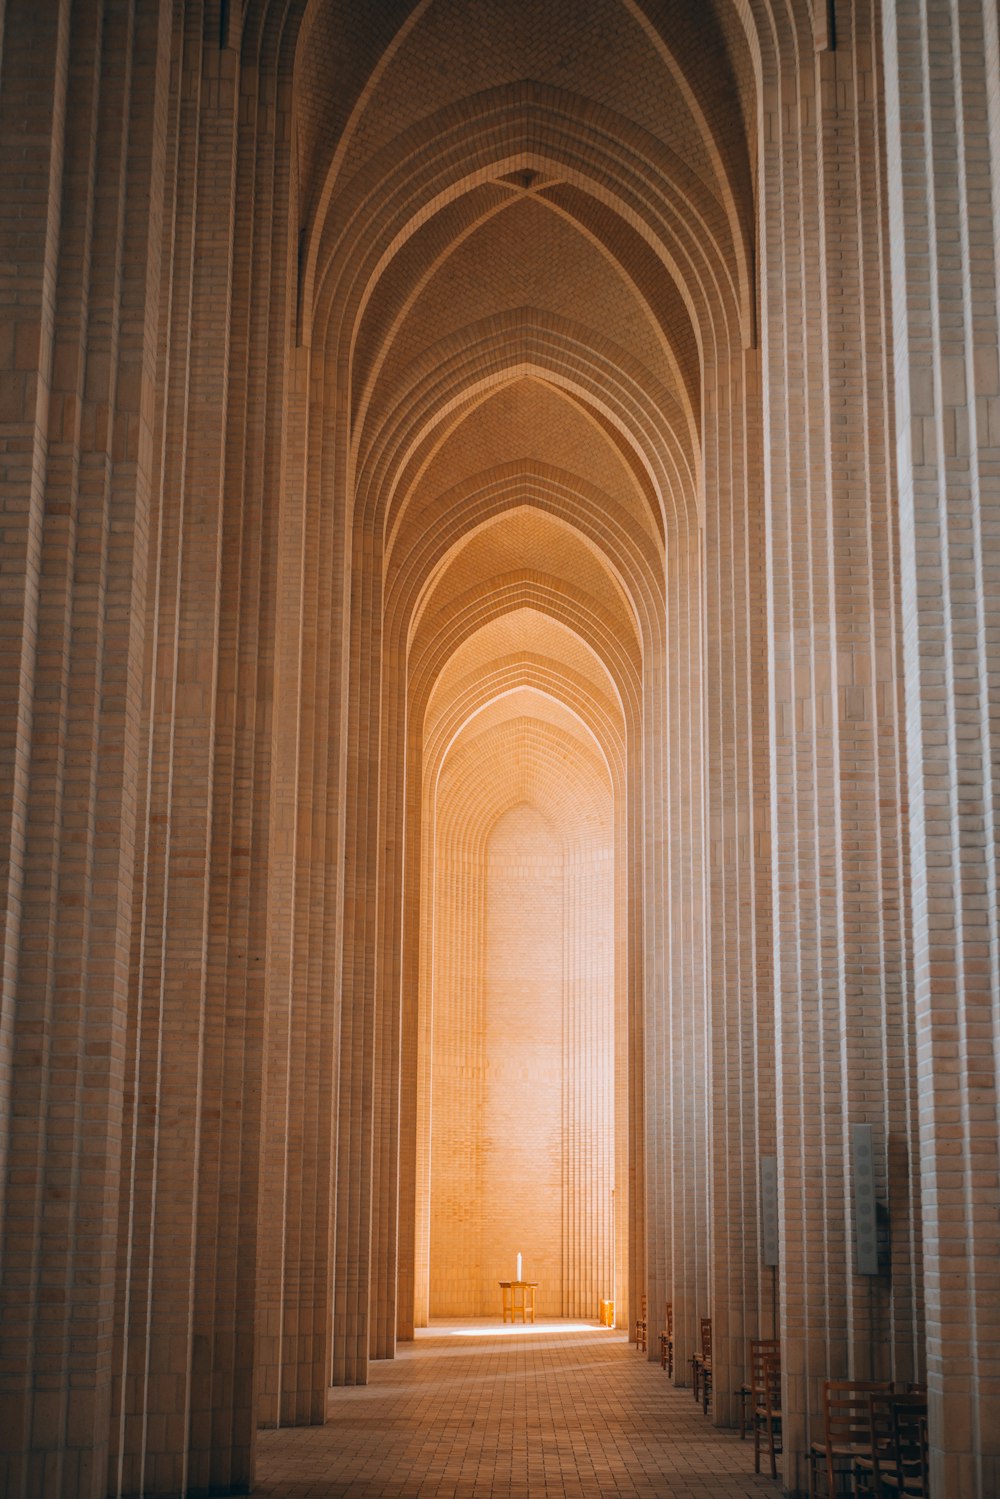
807 1451 817 1499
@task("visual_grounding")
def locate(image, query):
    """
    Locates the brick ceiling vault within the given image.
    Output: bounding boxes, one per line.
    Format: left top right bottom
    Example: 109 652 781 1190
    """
263 0 758 1391
261 0 768 1396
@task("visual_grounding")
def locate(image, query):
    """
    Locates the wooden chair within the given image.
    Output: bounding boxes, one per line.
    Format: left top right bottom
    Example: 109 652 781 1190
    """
856 1391 929 1498
690 1317 712 1414
690 1317 704 1402
658 1302 673 1375
634 1294 647 1352
740 1337 785 1439
743 1343 779 1457
885 1394 929 1497
808 1380 891 1498
853 1389 896 1498
753 1351 783 1480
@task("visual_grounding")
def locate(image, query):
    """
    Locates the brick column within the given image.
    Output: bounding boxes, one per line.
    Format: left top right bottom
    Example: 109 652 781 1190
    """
759 5 921 1486
704 346 774 1424
660 523 707 1385
882 0 1000 1489
110 12 261 1494
0 2 169 1494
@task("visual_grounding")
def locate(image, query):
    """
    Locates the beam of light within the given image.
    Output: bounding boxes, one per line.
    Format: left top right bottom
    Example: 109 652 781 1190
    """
449 1322 599 1336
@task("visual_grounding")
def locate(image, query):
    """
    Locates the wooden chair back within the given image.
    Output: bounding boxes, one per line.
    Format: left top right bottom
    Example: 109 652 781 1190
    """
824 1379 887 1447
755 1351 783 1479
891 1393 929 1495
749 1338 780 1398
658 1302 673 1374
696 1317 713 1414
813 1380 891 1498
858 1389 896 1495
634 1294 647 1351
689 1317 712 1408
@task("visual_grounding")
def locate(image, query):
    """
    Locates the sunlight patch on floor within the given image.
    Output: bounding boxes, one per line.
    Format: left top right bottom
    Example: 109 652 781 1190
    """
447 1320 600 1336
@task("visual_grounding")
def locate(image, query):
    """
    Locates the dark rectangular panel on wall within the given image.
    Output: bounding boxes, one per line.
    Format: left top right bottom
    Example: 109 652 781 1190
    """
852 1125 879 1276
760 1156 779 1267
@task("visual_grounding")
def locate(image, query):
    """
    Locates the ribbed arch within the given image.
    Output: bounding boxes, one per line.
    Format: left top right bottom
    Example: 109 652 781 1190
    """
435 715 612 858
292 0 434 221
381 400 670 570
400 504 643 662
383 461 665 650
258 0 820 203
350 185 702 459
328 36 705 1394
617 0 754 330
432 683 616 771
245 0 812 138
354 329 697 535
305 86 750 360
293 0 757 314
424 666 626 800
385 469 661 647
408 576 643 729
531 185 703 429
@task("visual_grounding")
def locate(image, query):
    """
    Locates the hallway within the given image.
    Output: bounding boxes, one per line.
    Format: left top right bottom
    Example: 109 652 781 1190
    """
6 2 1000 1492
255 1324 776 1498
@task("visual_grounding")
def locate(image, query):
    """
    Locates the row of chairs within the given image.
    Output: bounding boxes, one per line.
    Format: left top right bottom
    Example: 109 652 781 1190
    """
633 1298 673 1369
637 1328 782 1479
636 1301 712 1416
640 1309 926 1497
747 1360 928 1496
809 1381 928 1497
633 1301 683 1386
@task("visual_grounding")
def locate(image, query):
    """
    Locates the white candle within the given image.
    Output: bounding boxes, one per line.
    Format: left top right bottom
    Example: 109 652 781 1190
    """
516 1252 522 1281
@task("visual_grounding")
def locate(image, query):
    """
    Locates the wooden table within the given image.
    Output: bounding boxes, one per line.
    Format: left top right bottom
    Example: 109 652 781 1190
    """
499 1280 538 1323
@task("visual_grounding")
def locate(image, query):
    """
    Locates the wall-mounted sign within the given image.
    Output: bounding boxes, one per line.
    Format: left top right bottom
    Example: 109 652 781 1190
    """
760 1155 779 1267
852 1125 879 1276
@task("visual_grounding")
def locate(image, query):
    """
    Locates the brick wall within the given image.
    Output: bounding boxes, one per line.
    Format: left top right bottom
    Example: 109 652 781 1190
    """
427 759 615 1322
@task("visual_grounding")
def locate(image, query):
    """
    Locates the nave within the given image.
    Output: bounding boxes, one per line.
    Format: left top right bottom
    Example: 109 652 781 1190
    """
256 1324 775 1499
2 0 999 1492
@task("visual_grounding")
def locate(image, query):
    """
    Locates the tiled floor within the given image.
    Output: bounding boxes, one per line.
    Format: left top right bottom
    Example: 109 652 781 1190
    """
254 1321 778 1497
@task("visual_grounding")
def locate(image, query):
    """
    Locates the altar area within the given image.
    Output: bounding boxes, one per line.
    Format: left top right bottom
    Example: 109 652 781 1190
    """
498 1280 538 1324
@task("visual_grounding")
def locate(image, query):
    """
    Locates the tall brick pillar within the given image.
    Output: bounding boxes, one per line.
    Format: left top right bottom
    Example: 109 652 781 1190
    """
882 0 1000 1489
759 2 922 1487
0 1 170 1494
703 344 774 1428
109 9 267 1494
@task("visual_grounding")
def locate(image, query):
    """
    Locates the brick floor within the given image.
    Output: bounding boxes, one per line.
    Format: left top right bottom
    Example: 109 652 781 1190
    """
254 1321 779 1497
